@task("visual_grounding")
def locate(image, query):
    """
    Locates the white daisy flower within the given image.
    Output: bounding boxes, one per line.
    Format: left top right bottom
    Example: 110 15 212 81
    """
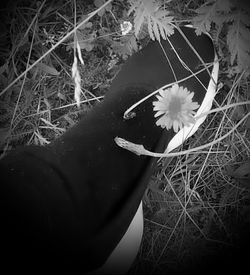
120 21 133 35
153 84 200 133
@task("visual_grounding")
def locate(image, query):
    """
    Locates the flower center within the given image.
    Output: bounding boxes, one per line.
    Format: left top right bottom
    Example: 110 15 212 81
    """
168 96 182 119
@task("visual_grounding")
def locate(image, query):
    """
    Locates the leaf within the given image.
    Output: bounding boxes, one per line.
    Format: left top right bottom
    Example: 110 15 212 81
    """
147 16 154 40
57 92 66 101
94 0 112 16
67 31 96 52
64 114 75 127
78 15 93 30
78 40 95 52
149 11 174 40
231 104 245 121
129 0 174 41
36 63 59 75
0 63 7 75
231 161 250 178
192 0 232 35
111 34 138 58
134 8 145 37
130 0 150 37
228 160 250 188
94 0 104 7
227 11 250 71
192 1 217 35
192 0 250 74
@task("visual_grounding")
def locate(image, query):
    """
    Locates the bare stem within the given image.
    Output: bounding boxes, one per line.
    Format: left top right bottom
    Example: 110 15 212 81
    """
115 112 250 158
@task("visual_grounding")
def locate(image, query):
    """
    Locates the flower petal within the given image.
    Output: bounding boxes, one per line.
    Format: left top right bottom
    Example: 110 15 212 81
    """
153 84 200 132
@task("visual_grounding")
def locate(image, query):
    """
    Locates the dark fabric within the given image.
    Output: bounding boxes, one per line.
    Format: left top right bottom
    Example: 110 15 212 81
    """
0 27 215 274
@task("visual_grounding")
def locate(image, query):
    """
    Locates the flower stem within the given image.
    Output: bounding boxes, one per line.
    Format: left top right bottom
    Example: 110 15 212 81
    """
115 112 250 158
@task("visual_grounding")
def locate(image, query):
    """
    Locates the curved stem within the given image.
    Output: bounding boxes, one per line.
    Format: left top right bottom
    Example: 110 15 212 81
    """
115 112 250 158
